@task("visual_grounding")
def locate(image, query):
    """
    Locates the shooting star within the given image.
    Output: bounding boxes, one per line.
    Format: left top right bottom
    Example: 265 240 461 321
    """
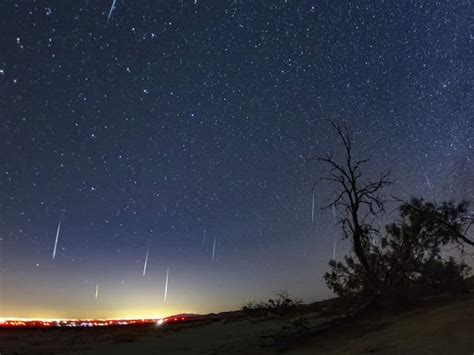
95 284 99 300
143 247 149 276
422 165 433 193
202 228 206 245
311 189 315 222
332 237 337 259
163 268 169 302
52 217 61 260
212 236 216 261
107 0 117 22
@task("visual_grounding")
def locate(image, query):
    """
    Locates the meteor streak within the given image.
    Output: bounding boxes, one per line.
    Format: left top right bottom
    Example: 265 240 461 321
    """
422 165 433 192
143 248 149 276
95 284 99 300
202 228 206 245
107 0 117 21
52 218 61 260
212 236 216 261
163 268 169 302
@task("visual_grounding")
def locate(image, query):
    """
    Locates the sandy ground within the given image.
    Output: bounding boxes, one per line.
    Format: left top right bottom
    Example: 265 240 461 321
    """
1 293 473 354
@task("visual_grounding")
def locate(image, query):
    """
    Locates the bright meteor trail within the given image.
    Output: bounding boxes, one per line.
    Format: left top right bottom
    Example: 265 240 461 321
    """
163 268 169 302
212 236 216 261
143 248 149 276
52 218 61 260
107 0 116 21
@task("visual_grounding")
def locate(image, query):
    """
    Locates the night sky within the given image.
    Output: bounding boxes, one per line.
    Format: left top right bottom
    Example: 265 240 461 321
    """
1 0 472 319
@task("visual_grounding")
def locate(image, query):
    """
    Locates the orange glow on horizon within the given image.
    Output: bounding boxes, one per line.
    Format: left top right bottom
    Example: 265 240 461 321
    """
0 306 190 321
0 314 195 328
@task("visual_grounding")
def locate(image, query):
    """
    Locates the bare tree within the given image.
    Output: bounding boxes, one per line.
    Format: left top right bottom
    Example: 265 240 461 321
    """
313 122 390 291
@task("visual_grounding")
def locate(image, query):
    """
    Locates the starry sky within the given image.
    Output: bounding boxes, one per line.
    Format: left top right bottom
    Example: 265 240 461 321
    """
0 0 472 319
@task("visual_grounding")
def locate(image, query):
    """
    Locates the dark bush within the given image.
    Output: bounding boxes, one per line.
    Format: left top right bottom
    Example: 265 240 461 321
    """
242 291 302 315
324 199 472 304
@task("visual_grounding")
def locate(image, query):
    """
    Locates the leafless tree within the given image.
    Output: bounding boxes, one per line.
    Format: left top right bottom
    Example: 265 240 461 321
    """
313 122 390 290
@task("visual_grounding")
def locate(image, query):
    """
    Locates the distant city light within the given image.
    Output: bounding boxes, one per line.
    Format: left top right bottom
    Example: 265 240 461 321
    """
0 316 190 329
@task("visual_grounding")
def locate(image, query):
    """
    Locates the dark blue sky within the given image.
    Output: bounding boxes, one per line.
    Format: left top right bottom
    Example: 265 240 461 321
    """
1 0 472 318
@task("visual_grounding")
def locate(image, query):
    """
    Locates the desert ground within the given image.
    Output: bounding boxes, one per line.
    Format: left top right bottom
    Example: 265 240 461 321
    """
2 289 474 355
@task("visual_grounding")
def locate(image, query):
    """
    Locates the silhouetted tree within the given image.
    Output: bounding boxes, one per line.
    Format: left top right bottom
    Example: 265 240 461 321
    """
390 197 474 248
317 123 472 303
314 122 390 295
380 198 472 296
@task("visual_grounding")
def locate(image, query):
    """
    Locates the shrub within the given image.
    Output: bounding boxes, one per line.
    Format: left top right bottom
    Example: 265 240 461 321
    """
242 291 302 315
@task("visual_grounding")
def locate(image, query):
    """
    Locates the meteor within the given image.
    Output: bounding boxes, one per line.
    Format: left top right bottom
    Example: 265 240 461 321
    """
332 237 337 259
107 0 116 21
52 218 61 260
212 236 216 261
202 228 206 245
143 248 149 276
422 165 433 193
163 268 169 302
95 284 99 300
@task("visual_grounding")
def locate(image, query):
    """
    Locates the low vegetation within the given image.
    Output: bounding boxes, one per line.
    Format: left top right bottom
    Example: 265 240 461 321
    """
242 291 302 315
